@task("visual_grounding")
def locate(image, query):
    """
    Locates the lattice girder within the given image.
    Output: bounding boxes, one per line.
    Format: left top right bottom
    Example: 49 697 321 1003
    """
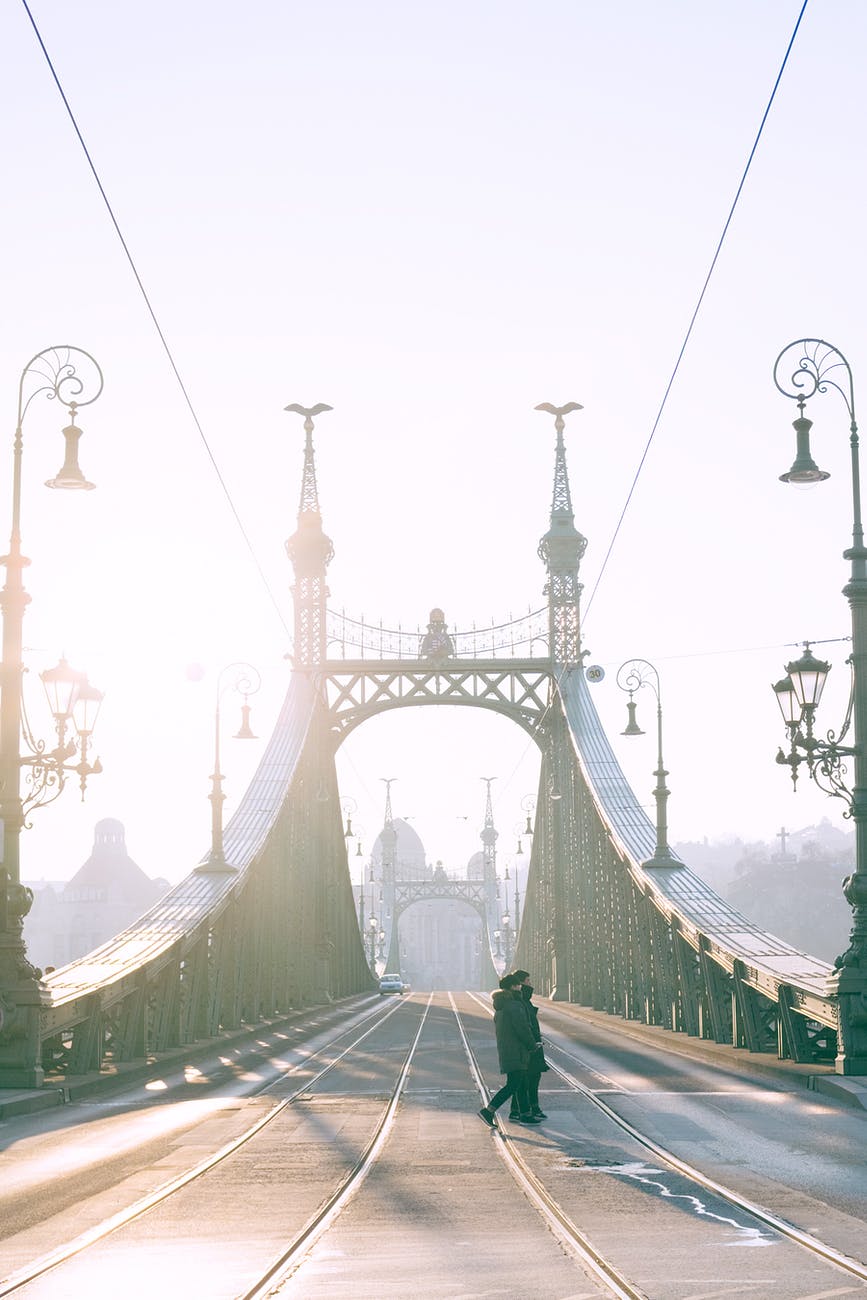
319 659 554 745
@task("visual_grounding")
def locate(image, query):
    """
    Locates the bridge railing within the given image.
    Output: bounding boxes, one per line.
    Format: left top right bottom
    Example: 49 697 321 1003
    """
542 667 838 1062
325 607 550 660
36 673 372 1079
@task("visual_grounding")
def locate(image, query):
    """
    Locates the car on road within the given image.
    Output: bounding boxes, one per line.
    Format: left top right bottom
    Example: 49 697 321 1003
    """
379 973 405 995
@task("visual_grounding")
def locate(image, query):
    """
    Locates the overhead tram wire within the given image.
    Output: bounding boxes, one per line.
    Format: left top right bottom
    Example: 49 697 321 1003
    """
499 0 809 804
20 0 293 646
581 0 811 625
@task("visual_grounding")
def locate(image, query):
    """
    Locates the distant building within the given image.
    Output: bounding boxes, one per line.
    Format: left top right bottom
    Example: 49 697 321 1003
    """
23 819 169 972
354 820 494 990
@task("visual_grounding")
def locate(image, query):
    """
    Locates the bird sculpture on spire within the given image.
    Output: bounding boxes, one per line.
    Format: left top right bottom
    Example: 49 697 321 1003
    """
534 401 583 435
284 402 333 434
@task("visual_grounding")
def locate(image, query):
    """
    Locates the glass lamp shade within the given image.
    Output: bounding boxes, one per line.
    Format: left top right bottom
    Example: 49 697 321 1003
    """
40 657 86 719
772 676 801 727
72 679 104 736
785 646 831 710
779 413 830 485
234 701 257 739
622 695 644 736
45 423 96 491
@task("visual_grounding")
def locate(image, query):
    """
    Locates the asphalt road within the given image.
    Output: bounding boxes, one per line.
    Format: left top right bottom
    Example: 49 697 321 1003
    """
0 993 865 1299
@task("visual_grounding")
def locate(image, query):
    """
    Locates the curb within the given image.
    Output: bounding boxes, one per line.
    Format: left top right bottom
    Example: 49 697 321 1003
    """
538 1000 867 1110
0 1087 65 1120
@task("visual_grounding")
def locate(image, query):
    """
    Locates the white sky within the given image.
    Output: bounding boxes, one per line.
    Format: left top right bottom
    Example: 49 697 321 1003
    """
1 0 864 890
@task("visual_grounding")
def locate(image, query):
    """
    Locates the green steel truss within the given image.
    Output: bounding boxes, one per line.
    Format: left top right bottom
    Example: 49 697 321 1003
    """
16 401 844 1084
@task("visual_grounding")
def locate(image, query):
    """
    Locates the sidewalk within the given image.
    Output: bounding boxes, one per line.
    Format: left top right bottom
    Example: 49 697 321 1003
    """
541 1000 867 1112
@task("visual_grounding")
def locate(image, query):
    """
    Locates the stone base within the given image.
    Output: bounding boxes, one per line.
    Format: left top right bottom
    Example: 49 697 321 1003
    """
835 1053 867 1077
0 960 50 1090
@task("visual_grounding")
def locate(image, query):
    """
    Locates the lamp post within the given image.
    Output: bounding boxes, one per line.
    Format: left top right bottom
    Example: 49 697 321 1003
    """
511 845 522 933
368 914 378 968
616 659 680 869
0 346 105 1087
356 835 368 937
501 912 513 968
197 662 260 872
772 337 867 1075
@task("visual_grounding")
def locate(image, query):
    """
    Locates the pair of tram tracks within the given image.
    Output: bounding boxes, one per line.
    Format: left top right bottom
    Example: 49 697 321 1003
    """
452 992 643 1299
464 989 867 1296
6 991 867 1299
0 994 427 1299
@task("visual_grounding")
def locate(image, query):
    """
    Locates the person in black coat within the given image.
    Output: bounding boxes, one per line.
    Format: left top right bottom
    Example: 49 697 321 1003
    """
508 969 548 1119
478 973 542 1127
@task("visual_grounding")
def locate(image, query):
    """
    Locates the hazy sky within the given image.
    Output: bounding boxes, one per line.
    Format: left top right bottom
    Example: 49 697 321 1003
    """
1 1 865 890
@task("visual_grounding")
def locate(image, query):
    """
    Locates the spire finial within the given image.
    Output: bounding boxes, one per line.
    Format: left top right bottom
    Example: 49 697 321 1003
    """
284 403 333 517
535 402 583 516
535 401 583 436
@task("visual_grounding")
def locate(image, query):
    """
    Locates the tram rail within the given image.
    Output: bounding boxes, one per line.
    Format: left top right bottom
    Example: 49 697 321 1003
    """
3 992 865 1299
0 995 412 1298
467 990 867 1289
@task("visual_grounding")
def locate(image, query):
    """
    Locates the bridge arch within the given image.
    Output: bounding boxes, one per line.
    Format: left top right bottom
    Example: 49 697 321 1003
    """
319 658 555 749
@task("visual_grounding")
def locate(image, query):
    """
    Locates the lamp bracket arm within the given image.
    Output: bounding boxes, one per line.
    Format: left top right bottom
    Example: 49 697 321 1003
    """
16 346 105 429
773 338 855 423
18 688 45 760
20 765 66 816
808 758 856 816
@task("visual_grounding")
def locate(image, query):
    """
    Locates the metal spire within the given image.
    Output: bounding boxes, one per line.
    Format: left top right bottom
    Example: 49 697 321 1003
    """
380 778 397 886
284 403 332 518
536 401 581 517
536 402 588 666
284 404 334 666
480 776 498 884
381 776 397 826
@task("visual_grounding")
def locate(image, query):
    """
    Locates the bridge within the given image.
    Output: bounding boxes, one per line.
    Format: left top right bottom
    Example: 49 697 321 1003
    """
0 386 862 1092
2 387 867 1297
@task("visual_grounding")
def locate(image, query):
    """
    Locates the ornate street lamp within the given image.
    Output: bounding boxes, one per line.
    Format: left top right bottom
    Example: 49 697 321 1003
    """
196 662 261 872
616 659 680 869
501 912 512 967
521 792 537 837
0 346 104 1087
772 643 836 790
772 337 867 1074
341 795 358 839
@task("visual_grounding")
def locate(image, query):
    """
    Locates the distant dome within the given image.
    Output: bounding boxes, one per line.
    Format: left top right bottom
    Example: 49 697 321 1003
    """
94 818 126 845
66 820 161 907
372 818 426 867
466 850 485 880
